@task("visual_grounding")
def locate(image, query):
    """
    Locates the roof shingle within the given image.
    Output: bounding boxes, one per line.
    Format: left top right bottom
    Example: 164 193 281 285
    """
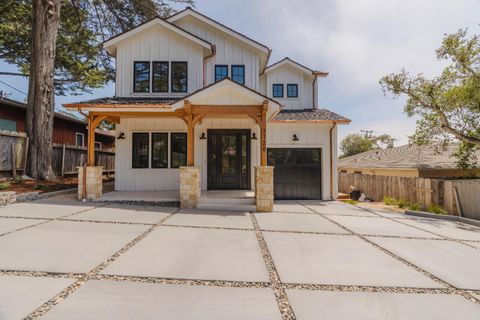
273 108 350 122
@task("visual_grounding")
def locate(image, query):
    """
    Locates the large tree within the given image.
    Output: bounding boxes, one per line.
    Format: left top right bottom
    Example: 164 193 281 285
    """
340 132 395 158
0 0 192 179
380 28 480 172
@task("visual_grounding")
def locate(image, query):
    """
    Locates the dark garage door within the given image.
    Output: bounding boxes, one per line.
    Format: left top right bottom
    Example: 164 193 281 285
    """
267 148 322 200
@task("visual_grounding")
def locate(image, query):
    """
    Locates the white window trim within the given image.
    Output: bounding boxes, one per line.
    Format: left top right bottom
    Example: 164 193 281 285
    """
76 132 85 147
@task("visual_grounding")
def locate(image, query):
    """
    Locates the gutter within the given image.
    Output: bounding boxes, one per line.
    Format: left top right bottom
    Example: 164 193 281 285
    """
203 45 216 86
329 122 337 200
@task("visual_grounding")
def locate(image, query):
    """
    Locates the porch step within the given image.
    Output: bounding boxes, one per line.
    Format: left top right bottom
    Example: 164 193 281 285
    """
198 190 256 212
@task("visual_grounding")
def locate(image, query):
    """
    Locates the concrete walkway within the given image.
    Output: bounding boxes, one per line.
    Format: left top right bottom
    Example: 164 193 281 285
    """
0 198 479 319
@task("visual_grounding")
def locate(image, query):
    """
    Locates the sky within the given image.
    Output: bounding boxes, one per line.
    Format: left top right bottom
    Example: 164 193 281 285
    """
1 0 479 146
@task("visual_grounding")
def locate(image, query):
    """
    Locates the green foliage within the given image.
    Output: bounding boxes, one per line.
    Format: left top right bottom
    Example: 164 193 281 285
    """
0 0 194 95
383 196 397 206
380 28 480 170
0 182 10 190
396 199 409 209
345 199 358 205
427 205 447 215
408 203 421 211
340 133 395 158
33 184 48 191
12 176 24 184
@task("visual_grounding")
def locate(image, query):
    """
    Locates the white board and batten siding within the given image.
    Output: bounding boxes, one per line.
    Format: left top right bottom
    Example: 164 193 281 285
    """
173 16 262 90
267 123 337 200
115 24 205 97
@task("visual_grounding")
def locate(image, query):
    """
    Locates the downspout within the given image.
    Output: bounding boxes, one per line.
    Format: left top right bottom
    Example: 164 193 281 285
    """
203 45 216 86
78 107 89 200
329 122 337 200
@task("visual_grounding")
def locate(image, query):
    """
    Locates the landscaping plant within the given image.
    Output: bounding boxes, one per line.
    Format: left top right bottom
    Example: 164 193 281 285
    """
427 205 447 215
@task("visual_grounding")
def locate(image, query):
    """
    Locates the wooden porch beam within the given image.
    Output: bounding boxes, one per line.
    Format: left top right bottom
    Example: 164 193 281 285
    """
87 114 108 166
185 100 195 166
260 101 268 166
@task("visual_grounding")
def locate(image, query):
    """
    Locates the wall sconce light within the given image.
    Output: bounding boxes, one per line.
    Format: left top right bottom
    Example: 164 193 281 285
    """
200 132 207 140
292 134 299 141
251 133 257 140
117 132 125 140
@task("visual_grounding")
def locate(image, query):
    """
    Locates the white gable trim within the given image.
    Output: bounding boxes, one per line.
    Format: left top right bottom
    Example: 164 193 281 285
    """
264 58 328 77
103 17 213 56
167 8 269 55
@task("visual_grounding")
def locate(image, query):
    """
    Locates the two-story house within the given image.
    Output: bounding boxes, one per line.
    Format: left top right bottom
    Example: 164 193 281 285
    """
65 7 349 207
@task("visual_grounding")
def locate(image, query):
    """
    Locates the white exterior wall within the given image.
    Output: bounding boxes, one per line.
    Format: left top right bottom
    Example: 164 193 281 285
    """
115 116 259 191
173 17 261 90
267 122 336 200
265 66 315 110
115 24 205 97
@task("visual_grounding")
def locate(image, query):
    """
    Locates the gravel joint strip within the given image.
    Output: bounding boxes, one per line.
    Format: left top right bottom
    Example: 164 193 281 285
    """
249 213 296 320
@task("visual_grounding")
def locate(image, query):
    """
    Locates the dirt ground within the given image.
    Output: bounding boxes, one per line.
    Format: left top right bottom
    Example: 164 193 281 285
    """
0 176 113 194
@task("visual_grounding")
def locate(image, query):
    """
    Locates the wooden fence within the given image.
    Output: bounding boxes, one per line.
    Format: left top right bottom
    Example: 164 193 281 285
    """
338 172 480 220
0 131 115 177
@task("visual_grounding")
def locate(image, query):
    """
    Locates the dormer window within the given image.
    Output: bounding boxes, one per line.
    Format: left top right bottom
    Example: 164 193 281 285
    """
272 84 284 98
152 62 169 92
231 65 245 85
171 62 188 93
287 84 298 98
133 61 150 92
215 65 228 82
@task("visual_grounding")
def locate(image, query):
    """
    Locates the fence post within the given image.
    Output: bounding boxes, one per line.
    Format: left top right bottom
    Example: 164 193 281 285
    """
61 144 66 177
11 143 16 177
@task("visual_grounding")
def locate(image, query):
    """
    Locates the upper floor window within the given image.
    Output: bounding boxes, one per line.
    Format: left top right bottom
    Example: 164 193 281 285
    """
171 62 188 93
231 65 245 85
287 84 298 98
133 61 150 92
272 84 284 98
152 62 169 92
215 65 228 82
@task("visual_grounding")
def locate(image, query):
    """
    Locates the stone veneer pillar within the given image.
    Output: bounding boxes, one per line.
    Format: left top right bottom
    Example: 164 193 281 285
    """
77 166 103 200
179 166 201 209
255 166 274 212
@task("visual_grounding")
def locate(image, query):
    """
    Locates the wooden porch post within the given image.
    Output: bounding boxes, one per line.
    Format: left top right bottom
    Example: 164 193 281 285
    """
185 100 195 166
260 100 268 166
87 115 108 166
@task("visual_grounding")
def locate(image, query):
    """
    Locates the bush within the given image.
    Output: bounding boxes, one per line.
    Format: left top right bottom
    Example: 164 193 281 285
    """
345 199 358 205
396 199 410 208
427 205 447 215
0 182 10 190
408 203 421 211
12 176 24 184
33 184 48 191
383 196 397 206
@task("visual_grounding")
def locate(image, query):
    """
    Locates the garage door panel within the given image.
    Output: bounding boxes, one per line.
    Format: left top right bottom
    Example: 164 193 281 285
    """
267 148 322 200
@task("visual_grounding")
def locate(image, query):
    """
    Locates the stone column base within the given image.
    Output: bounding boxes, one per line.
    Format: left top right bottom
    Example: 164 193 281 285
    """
179 166 201 209
255 166 274 212
78 166 103 200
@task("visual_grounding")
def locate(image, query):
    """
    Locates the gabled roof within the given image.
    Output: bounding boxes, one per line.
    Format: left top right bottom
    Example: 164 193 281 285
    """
167 7 270 54
338 144 476 170
103 17 213 56
264 57 329 77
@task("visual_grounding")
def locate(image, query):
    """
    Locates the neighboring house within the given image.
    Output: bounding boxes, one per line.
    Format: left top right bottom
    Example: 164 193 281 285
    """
65 7 349 200
0 96 115 150
338 144 479 178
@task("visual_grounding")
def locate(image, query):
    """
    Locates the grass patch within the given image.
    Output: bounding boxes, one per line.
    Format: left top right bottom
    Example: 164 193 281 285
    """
408 203 421 211
345 199 358 205
12 176 24 184
427 205 447 215
383 196 397 206
0 182 10 190
33 184 49 191
396 199 410 209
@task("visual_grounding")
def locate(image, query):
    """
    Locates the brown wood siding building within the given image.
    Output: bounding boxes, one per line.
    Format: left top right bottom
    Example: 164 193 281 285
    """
0 97 115 150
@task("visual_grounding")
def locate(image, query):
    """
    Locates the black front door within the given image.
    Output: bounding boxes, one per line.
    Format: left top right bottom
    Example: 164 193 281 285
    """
207 129 250 190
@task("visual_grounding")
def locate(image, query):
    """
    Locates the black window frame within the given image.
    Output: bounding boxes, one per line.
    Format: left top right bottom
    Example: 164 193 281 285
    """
170 132 187 168
132 132 150 169
231 65 245 85
171 61 188 93
272 84 284 98
150 132 169 168
287 83 298 98
214 65 229 82
152 61 169 93
133 61 151 93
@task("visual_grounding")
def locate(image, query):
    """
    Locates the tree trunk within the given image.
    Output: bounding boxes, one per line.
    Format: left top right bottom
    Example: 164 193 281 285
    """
26 0 62 180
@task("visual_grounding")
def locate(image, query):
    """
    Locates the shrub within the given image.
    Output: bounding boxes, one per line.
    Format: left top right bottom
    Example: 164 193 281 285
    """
428 205 447 215
12 176 24 184
33 184 48 191
383 196 397 206
396 199 410 208
345 199 358 205
408 203 421 211
0 183 10 190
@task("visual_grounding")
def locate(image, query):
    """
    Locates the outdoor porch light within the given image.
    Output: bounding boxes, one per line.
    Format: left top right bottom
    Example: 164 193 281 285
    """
292 134 299 141
251 133 257 140
200 132 207 140
117 132 125 140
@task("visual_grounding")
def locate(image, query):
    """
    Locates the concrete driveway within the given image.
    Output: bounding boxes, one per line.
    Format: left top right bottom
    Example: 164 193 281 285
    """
0 198 479 319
